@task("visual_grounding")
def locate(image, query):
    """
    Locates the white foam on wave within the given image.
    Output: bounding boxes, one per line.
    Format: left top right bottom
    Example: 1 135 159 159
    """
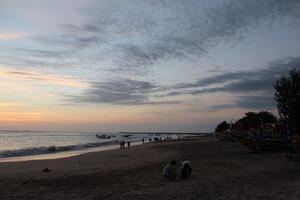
0 141 119 158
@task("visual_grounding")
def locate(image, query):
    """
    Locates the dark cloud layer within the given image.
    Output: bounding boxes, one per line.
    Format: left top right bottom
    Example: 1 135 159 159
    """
169 57 300 94
173 71 253 89
207 95 275 112
235 95 276 109
2 0 299 111
4 0 299 75
68 79 180 105
171 56 300 111
68 56 300 109
86 0 300 74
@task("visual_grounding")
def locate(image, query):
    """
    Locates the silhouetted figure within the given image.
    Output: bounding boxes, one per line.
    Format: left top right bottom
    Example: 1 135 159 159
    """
163 160 177 180
142 138 145 144
127 141 130 148
120 141 125 149
181 160 192 178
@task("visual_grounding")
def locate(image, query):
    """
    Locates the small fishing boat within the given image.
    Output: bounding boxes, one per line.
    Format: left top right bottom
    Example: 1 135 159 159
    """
96 134 111 139
121 134 132 138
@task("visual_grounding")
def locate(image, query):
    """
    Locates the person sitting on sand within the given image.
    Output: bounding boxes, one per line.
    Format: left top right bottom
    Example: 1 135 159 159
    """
181 160 192 178
163 160 177 179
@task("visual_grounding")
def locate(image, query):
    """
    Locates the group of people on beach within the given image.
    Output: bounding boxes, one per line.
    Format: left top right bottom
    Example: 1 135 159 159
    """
120 141 130 149
163 160 192 180
121 136 173 149
154 136 172 142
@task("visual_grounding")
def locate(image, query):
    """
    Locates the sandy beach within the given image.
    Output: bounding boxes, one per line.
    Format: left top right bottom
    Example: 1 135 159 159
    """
0 136 300 200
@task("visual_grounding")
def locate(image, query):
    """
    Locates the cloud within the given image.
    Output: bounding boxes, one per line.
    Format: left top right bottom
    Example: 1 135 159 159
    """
90 0 300 72
170 56 300 111
0 47 82 70
11 48 65 58
235 95 276 109
68 79 180 105
168 56 300 96
205 95 276 112
0 32 25 40
0 69 87 87
66 56 299 107
206 104 233 112
11 0 299 75
173 71 253 89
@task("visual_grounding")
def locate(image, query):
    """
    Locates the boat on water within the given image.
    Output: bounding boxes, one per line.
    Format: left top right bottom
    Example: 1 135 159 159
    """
96 134 111 139
121 134 132 138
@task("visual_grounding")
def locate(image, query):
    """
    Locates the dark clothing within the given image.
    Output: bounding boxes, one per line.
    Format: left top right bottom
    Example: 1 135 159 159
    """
181 164 192 177
163 163 177 179
181 160 192 178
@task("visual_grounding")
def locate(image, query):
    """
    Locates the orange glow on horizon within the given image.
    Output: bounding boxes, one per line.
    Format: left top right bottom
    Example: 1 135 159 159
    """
0 110 141 123
0 102 26 107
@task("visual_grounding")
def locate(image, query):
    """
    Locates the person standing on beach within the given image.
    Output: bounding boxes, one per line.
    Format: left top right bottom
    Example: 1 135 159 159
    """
127 141 130 148
120 141 125 149
163 160 177 180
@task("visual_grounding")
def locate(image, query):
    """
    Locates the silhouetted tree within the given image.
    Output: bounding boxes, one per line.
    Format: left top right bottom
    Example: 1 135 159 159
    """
274 68 300 132
235 111 277 131
215 121 230 133
257 111 277 124
236 112 261 131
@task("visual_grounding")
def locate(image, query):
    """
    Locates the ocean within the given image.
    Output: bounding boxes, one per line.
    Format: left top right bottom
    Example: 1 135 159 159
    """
0 130 188 162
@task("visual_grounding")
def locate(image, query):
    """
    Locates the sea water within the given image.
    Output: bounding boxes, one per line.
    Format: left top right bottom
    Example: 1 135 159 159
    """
0 130 185 162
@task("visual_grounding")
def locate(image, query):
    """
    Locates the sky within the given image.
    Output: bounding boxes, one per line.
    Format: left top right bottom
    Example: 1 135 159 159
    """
1 0 300 132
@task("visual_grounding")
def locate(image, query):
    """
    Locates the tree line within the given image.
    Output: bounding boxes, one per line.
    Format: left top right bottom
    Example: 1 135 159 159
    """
215 68 300 135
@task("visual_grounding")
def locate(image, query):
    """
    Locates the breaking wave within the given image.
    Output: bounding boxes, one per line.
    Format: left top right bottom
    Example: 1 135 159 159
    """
0 141 119 158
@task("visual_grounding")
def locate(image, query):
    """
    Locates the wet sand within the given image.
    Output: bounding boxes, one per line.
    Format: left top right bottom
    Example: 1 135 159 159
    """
0 136 300 200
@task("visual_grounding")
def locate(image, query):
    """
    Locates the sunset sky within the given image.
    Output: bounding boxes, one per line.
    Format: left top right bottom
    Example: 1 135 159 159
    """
1 0 300 132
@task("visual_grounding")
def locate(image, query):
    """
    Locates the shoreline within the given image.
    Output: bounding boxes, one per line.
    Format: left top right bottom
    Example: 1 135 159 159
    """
0 137 187 179
0 134 205 163
0 132 205 163
0 141 137 163
1 136 299 200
